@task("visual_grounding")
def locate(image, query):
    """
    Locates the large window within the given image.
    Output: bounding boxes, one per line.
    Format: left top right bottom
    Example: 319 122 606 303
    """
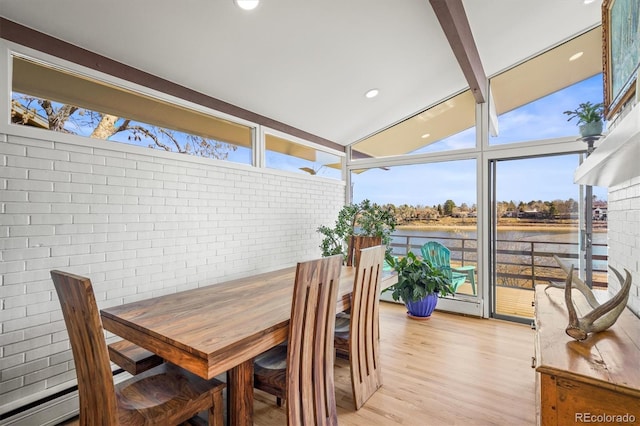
489 27 604 145
352 160 478 298
11 55 253 164
486 26 609 321
490 74 604 145
347 27 608 320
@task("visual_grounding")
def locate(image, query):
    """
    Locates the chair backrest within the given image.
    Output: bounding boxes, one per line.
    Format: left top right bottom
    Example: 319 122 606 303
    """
421 241 453 279
349 245 385 409
286 254 342 426
50 270 119 425
347 235 382 266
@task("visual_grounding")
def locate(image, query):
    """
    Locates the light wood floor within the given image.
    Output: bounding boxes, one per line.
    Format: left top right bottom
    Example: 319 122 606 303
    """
59 302 536 425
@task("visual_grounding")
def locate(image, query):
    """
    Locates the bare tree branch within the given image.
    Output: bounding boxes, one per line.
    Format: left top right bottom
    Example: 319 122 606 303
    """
12 93 237 160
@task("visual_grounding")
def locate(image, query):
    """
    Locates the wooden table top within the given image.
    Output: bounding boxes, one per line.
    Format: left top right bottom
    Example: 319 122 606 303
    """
101 265 397 380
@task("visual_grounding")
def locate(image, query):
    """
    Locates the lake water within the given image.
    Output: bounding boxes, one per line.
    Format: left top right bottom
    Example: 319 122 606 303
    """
393 227 606 243
391 227 608 271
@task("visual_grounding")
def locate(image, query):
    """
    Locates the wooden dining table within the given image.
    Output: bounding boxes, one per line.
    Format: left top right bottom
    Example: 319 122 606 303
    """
101 264 397 426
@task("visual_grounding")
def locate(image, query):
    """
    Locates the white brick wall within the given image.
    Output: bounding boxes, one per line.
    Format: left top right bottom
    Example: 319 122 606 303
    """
0 132 345 413
607 175 640 317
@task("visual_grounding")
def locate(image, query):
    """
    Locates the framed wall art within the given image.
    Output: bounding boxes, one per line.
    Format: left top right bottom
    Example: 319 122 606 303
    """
602 0 640 119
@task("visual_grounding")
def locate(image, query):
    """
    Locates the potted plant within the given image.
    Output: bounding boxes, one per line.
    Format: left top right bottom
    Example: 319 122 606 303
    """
563 101 604 138
383 252 455 319
317 199 396 262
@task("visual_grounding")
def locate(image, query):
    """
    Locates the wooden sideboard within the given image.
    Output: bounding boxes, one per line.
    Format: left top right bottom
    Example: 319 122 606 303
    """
533 285 640 425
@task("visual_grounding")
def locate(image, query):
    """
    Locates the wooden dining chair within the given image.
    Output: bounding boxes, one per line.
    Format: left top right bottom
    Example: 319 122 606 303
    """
253 254 342 425
346 235 382 266
334 245 385 410
50 270 226 426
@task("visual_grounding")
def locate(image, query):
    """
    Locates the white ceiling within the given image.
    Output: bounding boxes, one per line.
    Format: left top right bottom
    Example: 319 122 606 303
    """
0 0 603 146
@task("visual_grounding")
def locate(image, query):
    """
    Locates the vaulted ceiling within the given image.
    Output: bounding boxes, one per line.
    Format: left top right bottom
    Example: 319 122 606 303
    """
0 0 603 147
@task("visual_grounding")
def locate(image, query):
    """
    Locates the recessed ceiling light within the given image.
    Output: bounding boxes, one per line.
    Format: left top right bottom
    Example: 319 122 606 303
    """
421 133 431 139
569 51 584 61
365 89 379 99
583 0 596 4
235 0 259 10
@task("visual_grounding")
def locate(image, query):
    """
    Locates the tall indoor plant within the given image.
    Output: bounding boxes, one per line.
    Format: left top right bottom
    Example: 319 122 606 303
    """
563 101 604 138
384 252 454 319
317 199 396 261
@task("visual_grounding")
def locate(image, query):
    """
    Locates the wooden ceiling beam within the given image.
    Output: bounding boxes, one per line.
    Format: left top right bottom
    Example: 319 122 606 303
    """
430 0 487 103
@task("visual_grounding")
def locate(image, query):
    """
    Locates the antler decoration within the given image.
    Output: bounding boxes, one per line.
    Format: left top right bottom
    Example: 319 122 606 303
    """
548 255 632 341
546 255 600 309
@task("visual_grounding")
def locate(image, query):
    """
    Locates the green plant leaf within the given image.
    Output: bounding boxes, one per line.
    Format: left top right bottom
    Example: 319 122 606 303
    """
316 199 397 259
563 101 604 125
383 251 455 302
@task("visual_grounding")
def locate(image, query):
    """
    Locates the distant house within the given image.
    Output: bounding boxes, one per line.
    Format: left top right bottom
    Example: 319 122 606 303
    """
518 210 544 219
593 206 607 220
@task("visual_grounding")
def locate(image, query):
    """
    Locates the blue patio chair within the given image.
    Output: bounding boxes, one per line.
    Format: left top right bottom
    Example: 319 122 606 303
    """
421 241 476 295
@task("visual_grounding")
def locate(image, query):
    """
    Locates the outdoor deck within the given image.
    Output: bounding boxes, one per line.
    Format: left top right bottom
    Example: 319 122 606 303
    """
59 302 536 426
456 282 535 318
495 286 535 318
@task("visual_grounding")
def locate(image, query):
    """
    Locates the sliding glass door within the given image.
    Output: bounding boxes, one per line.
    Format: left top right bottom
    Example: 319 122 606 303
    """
488 154 607 322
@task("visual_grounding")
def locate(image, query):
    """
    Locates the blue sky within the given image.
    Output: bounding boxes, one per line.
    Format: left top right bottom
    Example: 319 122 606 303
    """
352 74 607 207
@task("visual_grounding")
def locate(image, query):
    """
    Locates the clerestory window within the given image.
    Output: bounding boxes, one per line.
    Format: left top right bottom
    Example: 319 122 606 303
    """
10 55 253 164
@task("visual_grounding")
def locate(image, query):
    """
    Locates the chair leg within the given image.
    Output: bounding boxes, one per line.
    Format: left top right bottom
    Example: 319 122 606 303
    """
276 396 282 407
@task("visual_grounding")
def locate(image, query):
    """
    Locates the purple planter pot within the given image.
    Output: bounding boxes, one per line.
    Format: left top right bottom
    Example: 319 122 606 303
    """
405 293 439 319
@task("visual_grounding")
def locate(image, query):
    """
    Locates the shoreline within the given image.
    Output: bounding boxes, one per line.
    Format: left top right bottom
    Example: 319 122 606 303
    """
397 223 608 233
